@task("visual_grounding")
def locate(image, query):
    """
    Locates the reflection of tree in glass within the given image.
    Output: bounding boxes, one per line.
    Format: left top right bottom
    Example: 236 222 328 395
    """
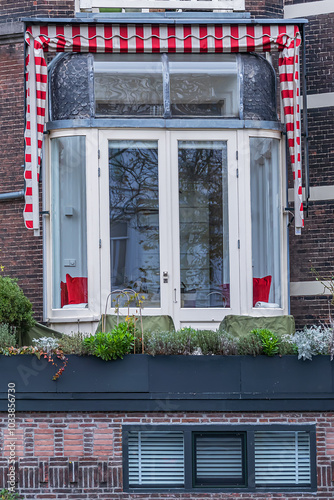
178 147 226 289
109 145 160 297
109 146 159 219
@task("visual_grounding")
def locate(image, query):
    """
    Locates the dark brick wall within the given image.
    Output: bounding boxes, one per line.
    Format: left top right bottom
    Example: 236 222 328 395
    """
289 201 334 282
0 411 333 499
307 107 334 187
288 7 334 328
245 0 284 18
289 201 334 328
0 0 74 23
291 295 333 329
304 14 334 96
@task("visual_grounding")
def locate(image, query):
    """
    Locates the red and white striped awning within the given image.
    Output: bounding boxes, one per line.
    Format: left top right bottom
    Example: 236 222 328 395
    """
24 22 303 235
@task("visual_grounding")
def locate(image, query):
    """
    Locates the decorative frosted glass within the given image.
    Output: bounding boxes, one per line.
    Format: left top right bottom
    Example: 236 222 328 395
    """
94 54 163 117
169 54 239 117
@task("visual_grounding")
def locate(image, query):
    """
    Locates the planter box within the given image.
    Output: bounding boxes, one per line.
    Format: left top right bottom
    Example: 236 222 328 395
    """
0 354 333 412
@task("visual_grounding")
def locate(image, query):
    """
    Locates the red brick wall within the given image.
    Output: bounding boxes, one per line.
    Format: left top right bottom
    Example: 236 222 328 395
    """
0 411 333 499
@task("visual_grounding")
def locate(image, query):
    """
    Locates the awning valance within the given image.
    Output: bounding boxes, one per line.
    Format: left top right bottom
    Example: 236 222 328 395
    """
24 22 303 235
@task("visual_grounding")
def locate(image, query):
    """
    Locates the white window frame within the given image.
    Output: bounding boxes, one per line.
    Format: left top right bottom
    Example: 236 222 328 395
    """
45 127 288 328
44 128 101 324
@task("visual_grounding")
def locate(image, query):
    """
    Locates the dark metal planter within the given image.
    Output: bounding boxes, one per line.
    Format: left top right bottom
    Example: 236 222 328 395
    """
0 354 333 412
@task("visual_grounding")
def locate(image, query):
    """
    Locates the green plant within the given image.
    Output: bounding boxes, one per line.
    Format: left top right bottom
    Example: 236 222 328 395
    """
195 329 238 355
0 489 22 499
237 331 263 356
144 328 198 356
58 332 89 355
84 322 134 361
251 328 280 356
0 276 35 337
0 323 17 348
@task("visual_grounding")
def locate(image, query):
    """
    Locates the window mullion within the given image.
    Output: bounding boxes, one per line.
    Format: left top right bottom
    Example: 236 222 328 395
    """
246 430 256 490
183 429 193 490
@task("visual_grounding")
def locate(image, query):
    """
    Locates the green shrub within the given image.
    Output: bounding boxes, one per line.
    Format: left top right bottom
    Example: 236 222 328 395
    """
84 322 134 361
143 328 239 356
0 276 35 337
237 331 263 356
59 332 89 355
144 328 197 355
251 328 279 356
195 329 221 355
0 323 17 349
0 489 22 499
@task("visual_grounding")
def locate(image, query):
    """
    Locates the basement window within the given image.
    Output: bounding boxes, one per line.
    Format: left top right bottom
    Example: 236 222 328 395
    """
123 425 316 492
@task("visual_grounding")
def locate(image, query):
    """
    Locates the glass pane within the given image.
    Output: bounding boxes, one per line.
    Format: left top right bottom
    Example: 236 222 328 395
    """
109 140 160 307
169 54 238 117
250 138 281 308
178 141 229 308
51 136 87 309
194 433 246 487
94 54 163 117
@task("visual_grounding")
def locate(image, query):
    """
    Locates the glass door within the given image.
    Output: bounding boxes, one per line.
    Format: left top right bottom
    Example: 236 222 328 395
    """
99 130 172 317
99 130 239 326
170 131 240 326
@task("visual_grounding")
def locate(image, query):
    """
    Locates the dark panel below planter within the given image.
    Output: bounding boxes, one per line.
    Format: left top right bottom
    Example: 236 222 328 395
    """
0 355 334 412
149 355 241 393
241 356 333 394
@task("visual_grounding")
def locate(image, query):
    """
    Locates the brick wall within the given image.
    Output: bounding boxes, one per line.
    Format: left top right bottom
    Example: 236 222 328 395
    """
0 0 74 23
0 0 75 322
0 37 44 321
285 3 334 328
0 411 333 499
245 0 284 18
304 14 334 95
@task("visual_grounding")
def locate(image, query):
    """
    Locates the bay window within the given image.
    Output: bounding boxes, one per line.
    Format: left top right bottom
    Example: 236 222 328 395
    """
45 50 288 329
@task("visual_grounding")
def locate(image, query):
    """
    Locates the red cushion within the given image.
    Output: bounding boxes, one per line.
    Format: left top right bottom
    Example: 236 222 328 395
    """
60 281 69 308
66 274 88 305
253 275 272 306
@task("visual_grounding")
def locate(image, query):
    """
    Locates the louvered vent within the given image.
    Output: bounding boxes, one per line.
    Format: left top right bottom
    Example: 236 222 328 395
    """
254 431 311 486
194 433 246 486
128 431 184 486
